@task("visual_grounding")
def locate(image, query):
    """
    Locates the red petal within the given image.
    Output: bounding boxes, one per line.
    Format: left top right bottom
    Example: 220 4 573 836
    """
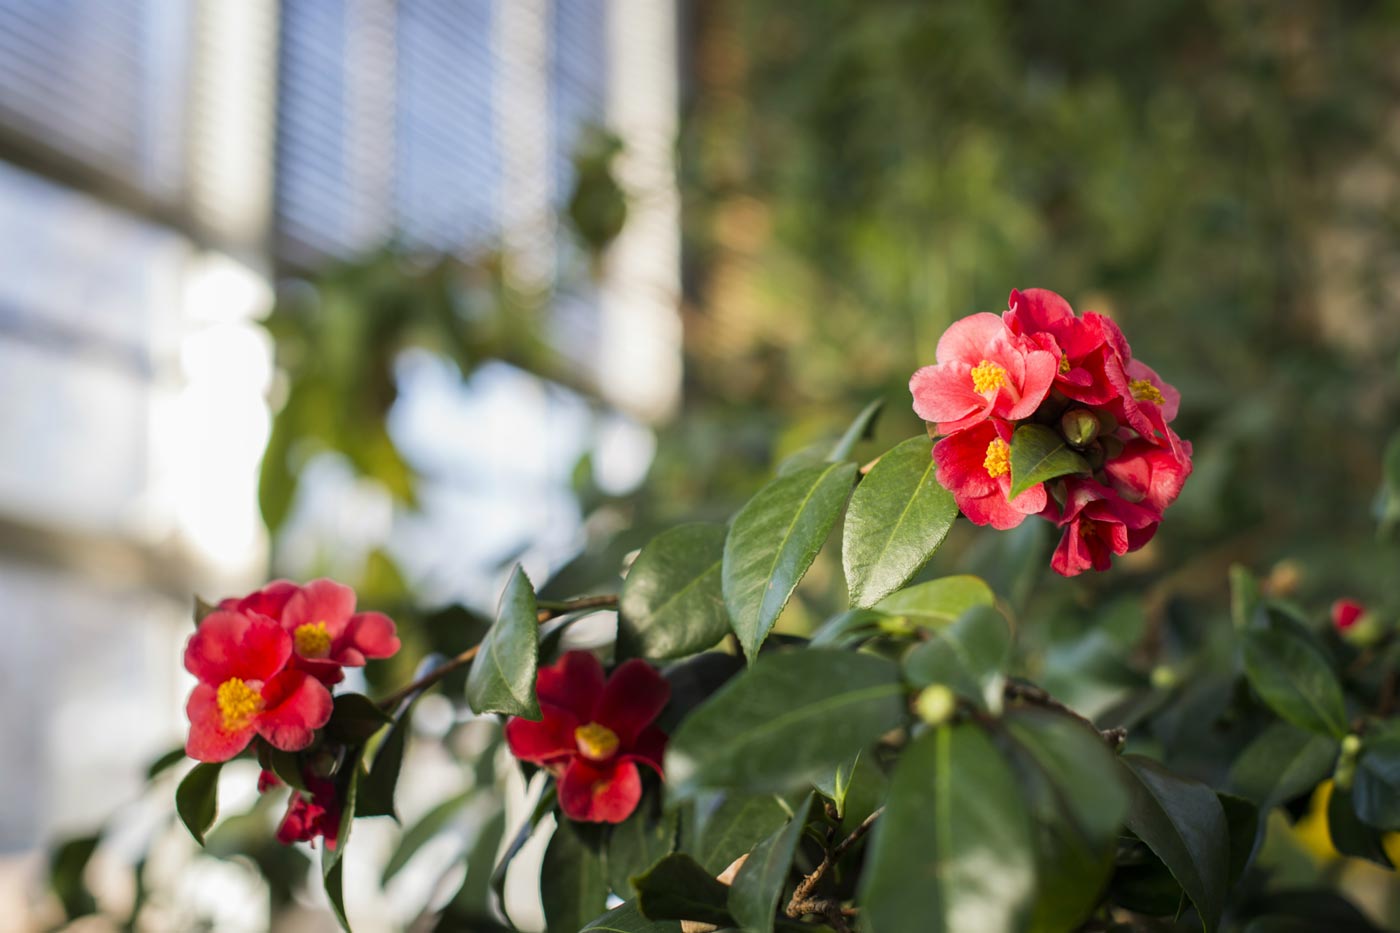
558 758 642 824
536 651 606 716
224 580 301 621
342 611 401 661
292 656 346 686
184 610 291 685
910 364 989 430
935 313 1011 367
505 701 580 765
255 670 333 752
595 659 670 745
282 579 356 638
185 683 255 762
623 725 667 777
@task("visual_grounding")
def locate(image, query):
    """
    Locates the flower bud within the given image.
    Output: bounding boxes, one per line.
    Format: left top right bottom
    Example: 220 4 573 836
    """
1060 409 1100 448
1334 734 1363 791
915 685 957 726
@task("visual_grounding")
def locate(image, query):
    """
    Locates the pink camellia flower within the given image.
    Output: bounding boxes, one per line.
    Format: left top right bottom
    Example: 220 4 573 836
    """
1046 479 1160 577
257 770 343 849
1332 599 1366 632
1115 359 1185 454
932 420 1047 529
505 651 670 824
1103 434 1193 514
228 579 402 685
184 610 334 762
1004 288 1131 406
910 312 1059 434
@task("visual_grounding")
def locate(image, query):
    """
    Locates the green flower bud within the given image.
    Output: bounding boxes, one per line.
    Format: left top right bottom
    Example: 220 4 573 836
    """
915 685 957 726
1060 409 1100 448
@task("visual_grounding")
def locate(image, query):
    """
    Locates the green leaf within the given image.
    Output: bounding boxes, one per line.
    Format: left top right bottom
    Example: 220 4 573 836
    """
619 523 729 660
1229 564 1261 630
873 575 995 629
692 793 795 874
843 435 958 608
1353 723 1400 830
325 692 394 744
828 397 884 462
176 762 222 846
437 808 508 928
903 605 1011 710
357 702 414 819
1218 792 1261 886
324 857 349 932
267 746 308 791
49 834 100 920
728 795 812 933
543 818 609 933
1008 424 1090 499
1327 786 1394 868
145 746 186 780
466 565 541 718
382 789 474 884
1120 755 1229 933
723 461 857 661
1003 710 1127 933
859 723 1036 933
581 900 682 932
1226 722 1339 809
665 650 906 799
1241 628 1348 738
193 596 218 626
812 753 860 818
322 745 367 931
607 799 679 896
633 853 734 925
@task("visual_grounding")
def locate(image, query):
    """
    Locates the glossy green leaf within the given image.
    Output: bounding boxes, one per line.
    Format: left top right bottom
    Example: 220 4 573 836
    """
723 461 857 661
728 795 812 933
873 575 995 629
619 523 729 660
1008 424 1090 499
812 753 861 818
267 746 307 791
326 692 394 744
843 435 957 608
903 605 1011 710
1226 722 1338 809
633 853 734 925
607 800 679 896
176 762 222 846
582 900 683 932
666 650 906 799
322 747 366 932
1120 755 1229 933
382 789 473 884
543 818 609 933
49 834 100 920
1218 792 1261 886
466 565 541 719
1354 723 1400 830
357 702 415 819
859 723 1035 933
1241 628 1348 738
828 397 884 462
1328 786 1394 868
145 746 186 780
692 793 795 874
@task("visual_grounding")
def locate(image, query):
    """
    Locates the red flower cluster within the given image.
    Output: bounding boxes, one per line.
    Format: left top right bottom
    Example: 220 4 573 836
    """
1332 598 1367 632
910 288 1192 576
505 651 669 824
258 769 343 849
183 579 401 762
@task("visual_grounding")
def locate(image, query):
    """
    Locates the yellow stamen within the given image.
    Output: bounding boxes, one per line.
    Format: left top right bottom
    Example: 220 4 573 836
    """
970 359 1008 394
217 678 263 732
294 621 333 658
984 438 1011 479
1059 355 1071 374
1130 379 1164 405
574 722 620 762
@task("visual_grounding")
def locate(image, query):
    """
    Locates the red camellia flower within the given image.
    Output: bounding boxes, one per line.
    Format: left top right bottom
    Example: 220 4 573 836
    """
1004 287 1132 407
909 312 1059 434
1045 479 1160 577
933 419 1046 529
1332 599 1367 632
258 770 343 849
1103 435 1193 513
183 610 334 762
226 579 402 685
505 651 670 824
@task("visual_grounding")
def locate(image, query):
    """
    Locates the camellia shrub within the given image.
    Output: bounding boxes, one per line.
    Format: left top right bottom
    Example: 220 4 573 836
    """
134 289 1399 932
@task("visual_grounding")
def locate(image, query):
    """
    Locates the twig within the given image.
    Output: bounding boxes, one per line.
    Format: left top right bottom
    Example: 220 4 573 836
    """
785 806 884 931
375 594 617 710
1003 681 1126 750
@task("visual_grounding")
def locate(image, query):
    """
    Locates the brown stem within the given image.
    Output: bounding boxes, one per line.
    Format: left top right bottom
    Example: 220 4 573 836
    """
785 806 884 929
376 594 618 710
1003 681 1126 750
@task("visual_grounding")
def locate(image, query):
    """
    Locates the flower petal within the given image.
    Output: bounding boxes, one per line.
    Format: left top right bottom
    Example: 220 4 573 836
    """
185 683 256 762
342 611 401 661
536 651 606 717
255 670 333 752
595 659 670 745
558 758 643 824
623 725 667 777
184 610 291 685
221 580 301 621
505 701 581 765
935 313 1011 366
282 579 357 638
910 364 990 430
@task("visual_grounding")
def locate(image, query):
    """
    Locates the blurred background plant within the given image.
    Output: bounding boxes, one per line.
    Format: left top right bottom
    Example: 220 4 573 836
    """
6 0 1400 930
